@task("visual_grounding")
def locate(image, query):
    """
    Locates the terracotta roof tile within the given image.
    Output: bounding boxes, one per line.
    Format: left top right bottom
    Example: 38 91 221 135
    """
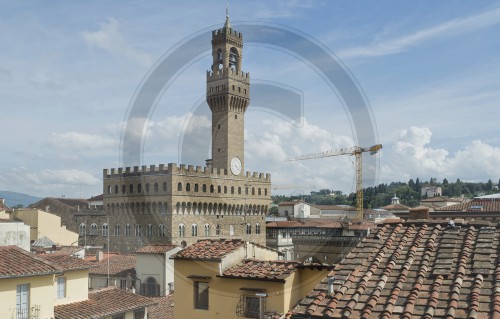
135 244 178 254
291 220 500 319
172 239 245 260
435 198 500 212
39 254 95 271
223 259 299 281
54 287 157 319
147 294 174 319
89 254 136 276
0 245 61 278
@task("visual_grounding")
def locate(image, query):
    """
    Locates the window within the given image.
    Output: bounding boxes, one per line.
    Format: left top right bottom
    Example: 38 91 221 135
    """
154 183 159 192
102 223 109 236
264 188 268 196
243 295 262 318
179 224 185 238
258 188 261 195
163 182 167 191
238 187 242 195
122 185 126 194
231 186 234 194
114 225 120 236
192 224 198 237
224 186 227 194
178 182 182 191
230 225 235 236
79 223 86 236
186 183 191 192
210 185 214 193
216 224 221 236
146 224 153 237
107 185 111 194
134 309 146 319
246 223 252 235
252 187 255 195
125 224 131 236
255 224 261 234
217 185 221 193
90 223 97 235
135 224 142 237
112 314 125 319
16 284 29 319
129 184 134 193
204 224 210 236
194 281 209 310
141 277 160 297
202 184 207 192
194 184 199 192
57 277 66 299
146 183 150 192
137 184 142 192
114 185 118 194
159 224 166 237
229 47 238 70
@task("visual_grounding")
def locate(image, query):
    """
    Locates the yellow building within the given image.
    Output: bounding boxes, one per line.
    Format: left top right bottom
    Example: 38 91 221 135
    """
9 208 78 246
172 239 330 319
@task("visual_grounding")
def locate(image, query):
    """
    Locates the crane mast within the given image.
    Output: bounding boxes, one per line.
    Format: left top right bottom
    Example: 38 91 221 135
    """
285 144 382 220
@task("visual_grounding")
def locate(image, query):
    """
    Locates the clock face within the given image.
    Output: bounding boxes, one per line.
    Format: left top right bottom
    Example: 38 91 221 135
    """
230 157 242 175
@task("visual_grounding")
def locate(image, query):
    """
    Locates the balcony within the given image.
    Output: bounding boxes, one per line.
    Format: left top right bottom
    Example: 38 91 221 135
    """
12 305 40 319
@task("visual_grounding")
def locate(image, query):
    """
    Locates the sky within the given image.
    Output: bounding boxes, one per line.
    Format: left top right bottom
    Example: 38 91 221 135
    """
1 0 500 198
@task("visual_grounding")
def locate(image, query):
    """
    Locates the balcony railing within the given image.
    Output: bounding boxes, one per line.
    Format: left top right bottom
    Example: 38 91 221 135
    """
12 305 40 319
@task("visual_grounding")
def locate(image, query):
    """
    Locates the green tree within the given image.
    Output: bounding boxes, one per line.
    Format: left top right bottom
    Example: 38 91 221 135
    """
443 178 449 185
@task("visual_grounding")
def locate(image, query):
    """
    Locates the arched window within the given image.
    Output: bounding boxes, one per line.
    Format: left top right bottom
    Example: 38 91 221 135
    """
154 183 159 192
215 224 221 236
194 184 199 192
252 187 255 195
210 185 214 193
135 225 142 237
231 186 234 194
138 184 142 192
146 224 153 237
202 184 207 192
192 224 198 237
204 224 210 237
163 182 167 191
101 224 109 236
178 182 182 191
179 224 185 238
114 225 120 236
107 185 111 194
217 48 223 63
246 223 252 235
129 184 134 193
224 186 227 194
145 183 150 192
158 224 166 237
114 185 118 194
229 47 238 70
79 223 86 236
90 223 97 235
255 224 261 235
238 187 242 195
229 224 235 236
141 277 160 296
122 185 126 194
186 183 191 192
265 188 268 196
258 188 261 195
217 185 221 193
125 224 131 236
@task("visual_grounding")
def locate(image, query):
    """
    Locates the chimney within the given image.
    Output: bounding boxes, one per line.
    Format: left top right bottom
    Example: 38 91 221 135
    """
0 198 4 204
327 277 336 294
96 251 104 261
408 206 430 220
205 159 212 169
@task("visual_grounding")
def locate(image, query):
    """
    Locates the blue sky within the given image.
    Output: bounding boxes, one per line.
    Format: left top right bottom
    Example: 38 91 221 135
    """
1 0 500 198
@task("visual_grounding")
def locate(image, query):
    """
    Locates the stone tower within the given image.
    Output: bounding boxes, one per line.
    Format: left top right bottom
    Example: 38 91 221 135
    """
206 13 250 176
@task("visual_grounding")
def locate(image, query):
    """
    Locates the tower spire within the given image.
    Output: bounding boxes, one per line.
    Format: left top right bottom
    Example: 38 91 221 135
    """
224 0 231 29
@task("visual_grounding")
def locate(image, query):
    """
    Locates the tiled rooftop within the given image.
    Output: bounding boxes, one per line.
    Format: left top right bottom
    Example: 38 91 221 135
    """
267 219 374 230
147 294 174 319
291 220 500 319
172 239 245 260
0 245 61 278
436 198 500 212
54 287 157 319
135 244 178 254
89 254 136 276
420 196 464 203
381 203 410 211
223 259 299 281
39 254 95 271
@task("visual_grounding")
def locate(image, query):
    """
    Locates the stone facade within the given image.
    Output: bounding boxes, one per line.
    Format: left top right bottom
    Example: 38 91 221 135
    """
77 17 271 253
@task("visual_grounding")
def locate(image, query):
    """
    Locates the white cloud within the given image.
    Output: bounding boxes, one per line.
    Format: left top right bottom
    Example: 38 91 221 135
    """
338 6 500 58
81 18 152 66
47 132 117 151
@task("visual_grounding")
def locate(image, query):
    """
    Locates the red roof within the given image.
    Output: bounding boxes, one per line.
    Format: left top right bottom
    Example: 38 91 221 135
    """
39 254 95 271
381 203 410 210
54 287 157 319
88 194 104 201
89 254 136 276
223 259 299 281
172 239 245 260
420 196 463 203
291 219 500 318
0 246 61 278
435 198 500 212
147 294 174 319
135 244 178 254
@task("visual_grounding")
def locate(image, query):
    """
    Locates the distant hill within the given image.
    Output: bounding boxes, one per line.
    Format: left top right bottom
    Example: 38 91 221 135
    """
0 190 42 208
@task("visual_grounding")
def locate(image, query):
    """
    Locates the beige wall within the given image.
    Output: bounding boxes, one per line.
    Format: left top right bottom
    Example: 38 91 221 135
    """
12 209 78 245
54 269 89 306
0 221 31 251
0 274 55 319
136 248 181 296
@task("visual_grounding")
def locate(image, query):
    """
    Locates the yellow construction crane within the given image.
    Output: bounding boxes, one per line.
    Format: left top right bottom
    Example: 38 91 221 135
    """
284 144 382 220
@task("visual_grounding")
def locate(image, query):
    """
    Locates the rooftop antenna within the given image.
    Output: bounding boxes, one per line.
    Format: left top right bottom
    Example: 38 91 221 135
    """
224 0 231 29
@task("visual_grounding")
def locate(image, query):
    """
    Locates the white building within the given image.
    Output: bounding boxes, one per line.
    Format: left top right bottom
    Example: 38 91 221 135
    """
0 220 30 251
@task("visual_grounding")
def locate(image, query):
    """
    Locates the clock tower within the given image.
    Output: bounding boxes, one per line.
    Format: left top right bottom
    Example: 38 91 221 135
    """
206 12 250 175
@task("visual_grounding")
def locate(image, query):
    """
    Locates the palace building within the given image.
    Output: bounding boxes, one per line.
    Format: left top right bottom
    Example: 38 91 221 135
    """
76 14 271 253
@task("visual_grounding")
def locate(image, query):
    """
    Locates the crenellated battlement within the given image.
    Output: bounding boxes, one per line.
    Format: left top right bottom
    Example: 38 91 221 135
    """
207 68 250 83
212 27 243 40
103 163 271 182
